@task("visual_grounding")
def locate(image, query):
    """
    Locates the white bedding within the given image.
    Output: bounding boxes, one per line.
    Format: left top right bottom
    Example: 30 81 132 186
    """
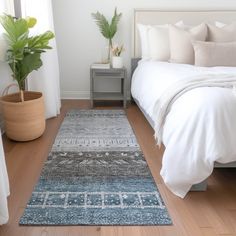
131 60 236 198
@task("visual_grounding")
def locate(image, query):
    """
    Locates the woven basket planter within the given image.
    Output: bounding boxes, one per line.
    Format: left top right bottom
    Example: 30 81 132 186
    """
1 91 45 141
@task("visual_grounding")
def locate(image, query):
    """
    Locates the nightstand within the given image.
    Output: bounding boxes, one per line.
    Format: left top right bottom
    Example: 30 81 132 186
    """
90 67 127 108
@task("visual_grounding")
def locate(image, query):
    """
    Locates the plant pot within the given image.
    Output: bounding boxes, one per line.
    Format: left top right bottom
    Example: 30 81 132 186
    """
0 91 45 141
112 56 123 68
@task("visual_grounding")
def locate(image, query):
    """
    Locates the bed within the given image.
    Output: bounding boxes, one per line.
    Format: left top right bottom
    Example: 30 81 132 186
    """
131 9 236 198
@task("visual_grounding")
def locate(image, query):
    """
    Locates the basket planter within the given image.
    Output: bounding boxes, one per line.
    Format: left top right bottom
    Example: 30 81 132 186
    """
1 91 45 141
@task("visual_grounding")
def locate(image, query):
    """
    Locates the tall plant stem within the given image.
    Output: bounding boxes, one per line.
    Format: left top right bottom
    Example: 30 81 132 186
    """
12 60 24 102
20 90 24 102
108 38 113 61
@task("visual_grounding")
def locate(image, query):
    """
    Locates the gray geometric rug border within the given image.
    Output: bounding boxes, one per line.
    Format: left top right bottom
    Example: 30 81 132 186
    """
19 110 172 226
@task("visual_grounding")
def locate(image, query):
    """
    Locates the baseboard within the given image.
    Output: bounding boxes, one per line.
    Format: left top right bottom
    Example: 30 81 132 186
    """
61 91 90 99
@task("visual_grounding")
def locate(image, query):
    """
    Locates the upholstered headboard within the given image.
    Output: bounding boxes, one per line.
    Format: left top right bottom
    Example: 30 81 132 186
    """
133 9 236 58
131 9 236 75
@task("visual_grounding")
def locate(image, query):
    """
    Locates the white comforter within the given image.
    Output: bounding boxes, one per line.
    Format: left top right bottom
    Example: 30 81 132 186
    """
131 60 236 198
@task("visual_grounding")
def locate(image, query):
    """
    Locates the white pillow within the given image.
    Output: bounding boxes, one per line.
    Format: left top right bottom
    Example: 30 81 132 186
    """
193 41 236 67
169 23 207 64
147 25 170 61
207 23 236 42
137 21 184 60
137 24 150 59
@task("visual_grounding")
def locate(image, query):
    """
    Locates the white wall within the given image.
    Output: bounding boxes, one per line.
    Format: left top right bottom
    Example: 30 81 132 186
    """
52 0 236 99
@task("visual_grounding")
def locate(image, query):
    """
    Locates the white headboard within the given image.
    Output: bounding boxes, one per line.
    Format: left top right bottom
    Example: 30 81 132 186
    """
133 9 236 57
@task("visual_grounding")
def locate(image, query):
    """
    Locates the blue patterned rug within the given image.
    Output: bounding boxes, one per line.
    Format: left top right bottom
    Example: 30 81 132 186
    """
19 110 172 225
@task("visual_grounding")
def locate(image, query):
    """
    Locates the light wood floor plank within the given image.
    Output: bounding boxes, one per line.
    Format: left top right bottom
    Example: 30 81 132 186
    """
200 227 218 236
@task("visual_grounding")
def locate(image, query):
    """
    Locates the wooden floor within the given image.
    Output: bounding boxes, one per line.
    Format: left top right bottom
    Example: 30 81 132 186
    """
1 100 236 236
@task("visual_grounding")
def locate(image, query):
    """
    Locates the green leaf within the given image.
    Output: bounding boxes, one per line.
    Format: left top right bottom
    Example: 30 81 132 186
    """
26 17 37 28
92 12 111 39
0 14 28 44
91 7 122 45
20 53 42 79
28 31 54 48
110 8 122 38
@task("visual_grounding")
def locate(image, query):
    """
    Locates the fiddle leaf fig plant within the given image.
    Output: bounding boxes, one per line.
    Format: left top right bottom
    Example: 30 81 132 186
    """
0 14 54 101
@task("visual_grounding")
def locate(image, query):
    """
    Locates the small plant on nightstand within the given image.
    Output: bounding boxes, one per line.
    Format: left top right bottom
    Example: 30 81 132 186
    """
111 44 124 68
91 7 122 63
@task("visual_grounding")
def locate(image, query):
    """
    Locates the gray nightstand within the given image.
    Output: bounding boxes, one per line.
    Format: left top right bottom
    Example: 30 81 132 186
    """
90 67 127 108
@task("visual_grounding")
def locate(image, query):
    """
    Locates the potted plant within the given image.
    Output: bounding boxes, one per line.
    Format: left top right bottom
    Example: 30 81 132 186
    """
0 14 54 141
92 8 122 62
111 44 124 68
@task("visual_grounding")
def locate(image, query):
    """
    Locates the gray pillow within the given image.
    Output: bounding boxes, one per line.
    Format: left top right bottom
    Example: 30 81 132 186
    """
193 41 236 67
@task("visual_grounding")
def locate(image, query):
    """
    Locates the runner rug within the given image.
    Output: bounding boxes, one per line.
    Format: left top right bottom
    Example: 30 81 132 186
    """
20 110 172 225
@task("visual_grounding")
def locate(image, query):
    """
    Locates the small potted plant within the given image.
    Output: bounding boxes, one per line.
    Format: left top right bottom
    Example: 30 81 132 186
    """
0 14 54 141
92 8 122 63
111 44 124 68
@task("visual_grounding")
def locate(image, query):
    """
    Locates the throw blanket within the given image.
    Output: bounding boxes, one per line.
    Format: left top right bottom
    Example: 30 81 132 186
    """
153 73 236 147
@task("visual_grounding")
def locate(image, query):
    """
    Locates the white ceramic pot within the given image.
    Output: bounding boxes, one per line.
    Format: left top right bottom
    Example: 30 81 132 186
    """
112 56 123 68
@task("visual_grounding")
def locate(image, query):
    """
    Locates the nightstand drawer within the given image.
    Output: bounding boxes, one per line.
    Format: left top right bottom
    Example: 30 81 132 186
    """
93 71 125 78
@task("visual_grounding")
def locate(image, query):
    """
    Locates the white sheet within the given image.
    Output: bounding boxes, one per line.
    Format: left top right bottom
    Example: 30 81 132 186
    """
131 60 236 198
0 131 9 225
